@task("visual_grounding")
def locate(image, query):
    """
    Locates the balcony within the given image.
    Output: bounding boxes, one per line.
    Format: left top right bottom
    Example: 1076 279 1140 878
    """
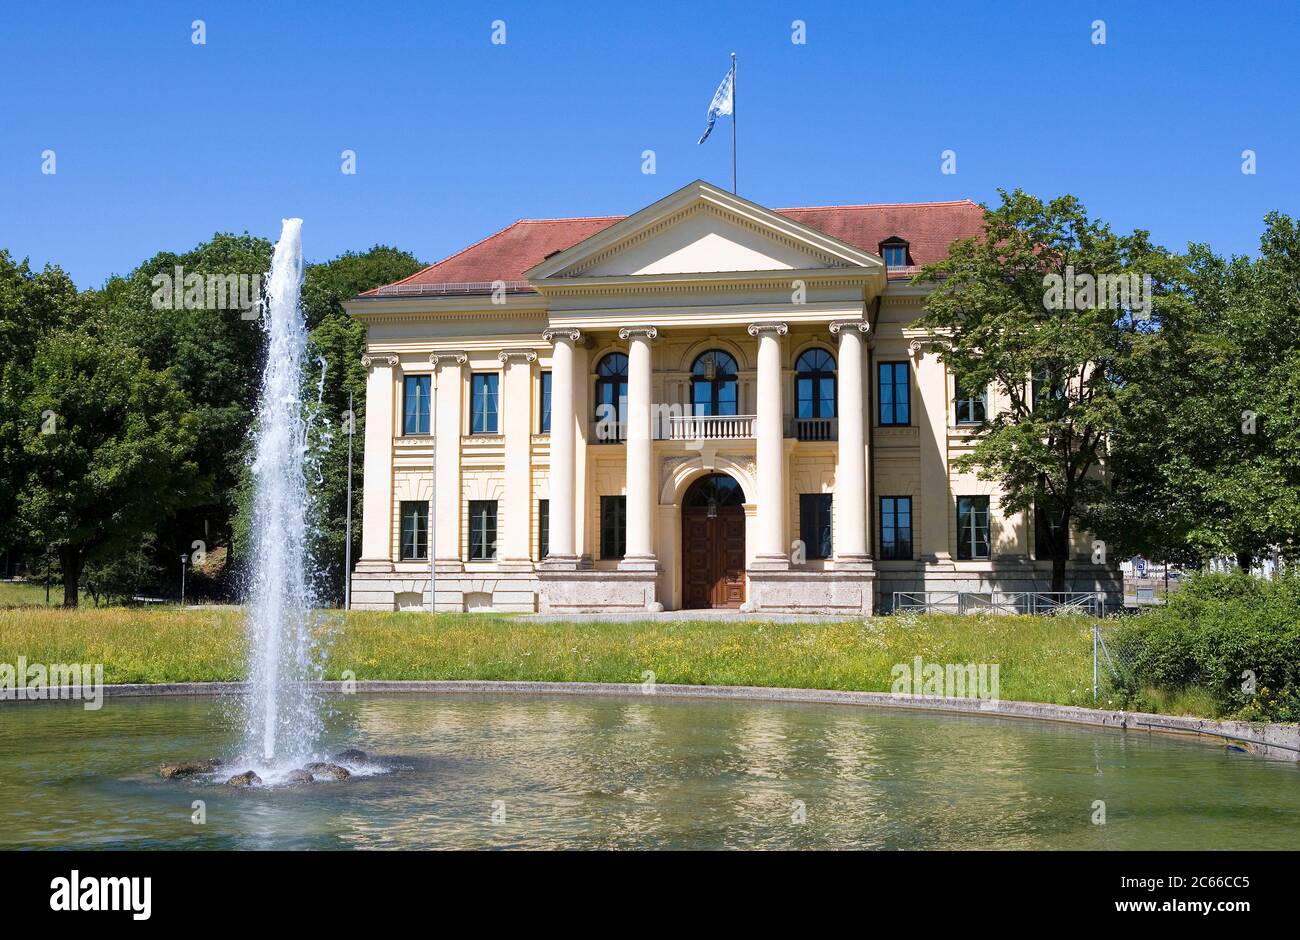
790 417 837 442
664 414 755 441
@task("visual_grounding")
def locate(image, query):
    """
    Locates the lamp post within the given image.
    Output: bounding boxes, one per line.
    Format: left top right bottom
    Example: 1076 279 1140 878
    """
179 552 188 607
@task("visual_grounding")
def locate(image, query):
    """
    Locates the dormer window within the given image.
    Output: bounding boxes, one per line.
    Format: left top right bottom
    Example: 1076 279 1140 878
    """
880 237 910 269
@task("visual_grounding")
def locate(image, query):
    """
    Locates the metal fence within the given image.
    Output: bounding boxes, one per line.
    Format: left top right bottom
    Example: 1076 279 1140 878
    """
892 591 1106 617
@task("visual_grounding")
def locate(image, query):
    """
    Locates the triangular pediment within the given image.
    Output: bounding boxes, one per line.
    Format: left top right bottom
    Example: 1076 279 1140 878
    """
525 180 884 281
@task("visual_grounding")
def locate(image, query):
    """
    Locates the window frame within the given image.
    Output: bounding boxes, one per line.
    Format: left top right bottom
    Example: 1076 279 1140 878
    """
399 500 429 561
691 350 740 417
799 493 833 560
956 496 991 560
795 348 837 420
467 499 497 561
469 372 500 434
879 496 913 561
953 373 988 425
403 374 431 436
539 370 552 434
600 495 627 560
538 498 550 560
593 353 629 441
877 361 911 426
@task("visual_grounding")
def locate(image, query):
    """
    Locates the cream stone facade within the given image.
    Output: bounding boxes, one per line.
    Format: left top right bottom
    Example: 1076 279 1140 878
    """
345 182 1118 613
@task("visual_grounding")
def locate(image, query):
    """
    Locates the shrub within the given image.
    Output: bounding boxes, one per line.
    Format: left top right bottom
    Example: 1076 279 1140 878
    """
1110 572 1300 721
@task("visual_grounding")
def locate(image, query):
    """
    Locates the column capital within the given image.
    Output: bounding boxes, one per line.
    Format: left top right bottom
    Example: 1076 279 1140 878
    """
542 327 582 344
908 338 926 358
829 319 870 335
617 326 658 341
428 351 468 370
747 321 788 337
497 348 538 365
361 351 400 369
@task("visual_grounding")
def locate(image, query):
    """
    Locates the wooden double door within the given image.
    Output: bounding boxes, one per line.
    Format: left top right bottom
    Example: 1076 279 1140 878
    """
682 505 746 609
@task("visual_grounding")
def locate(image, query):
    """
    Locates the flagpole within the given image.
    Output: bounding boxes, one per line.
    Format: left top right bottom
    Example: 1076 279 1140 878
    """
730 52 737 194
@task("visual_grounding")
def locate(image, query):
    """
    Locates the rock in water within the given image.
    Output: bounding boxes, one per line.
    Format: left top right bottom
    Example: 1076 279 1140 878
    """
305 762 351 781
226 770 262 787
331 748 367 763
160 760 218 779
286 769 314 784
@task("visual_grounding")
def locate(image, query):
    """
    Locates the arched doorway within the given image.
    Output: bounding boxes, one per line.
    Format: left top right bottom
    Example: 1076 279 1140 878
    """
681 473 746 609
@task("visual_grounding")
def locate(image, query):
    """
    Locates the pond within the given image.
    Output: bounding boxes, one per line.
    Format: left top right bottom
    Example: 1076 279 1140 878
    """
1 693 1296 849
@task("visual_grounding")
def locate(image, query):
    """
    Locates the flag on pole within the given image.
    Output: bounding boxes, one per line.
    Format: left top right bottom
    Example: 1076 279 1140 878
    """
696 63 734 144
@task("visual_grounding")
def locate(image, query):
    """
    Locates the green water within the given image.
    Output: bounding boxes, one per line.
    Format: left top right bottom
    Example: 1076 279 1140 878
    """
0 693 1296 849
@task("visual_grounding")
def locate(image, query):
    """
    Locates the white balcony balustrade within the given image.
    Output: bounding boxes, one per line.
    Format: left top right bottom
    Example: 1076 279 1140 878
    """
664 414 756 441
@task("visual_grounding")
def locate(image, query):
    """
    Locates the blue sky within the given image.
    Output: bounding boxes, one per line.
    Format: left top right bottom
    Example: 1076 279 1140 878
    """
2 0 1296 288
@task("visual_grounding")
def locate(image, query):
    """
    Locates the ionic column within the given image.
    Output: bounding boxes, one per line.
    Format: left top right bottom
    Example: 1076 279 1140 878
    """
618 326 658 571
430 351 467 573
541 328 580 568
748 321 789 569
358 352 399 566
830 320 871 566
497 348 537 569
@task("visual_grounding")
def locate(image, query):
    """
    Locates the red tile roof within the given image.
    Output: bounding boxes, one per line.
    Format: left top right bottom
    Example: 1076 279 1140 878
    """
361 199 984 296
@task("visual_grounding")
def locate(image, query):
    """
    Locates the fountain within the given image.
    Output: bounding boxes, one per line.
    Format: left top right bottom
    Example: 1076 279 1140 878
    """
241 218 322 774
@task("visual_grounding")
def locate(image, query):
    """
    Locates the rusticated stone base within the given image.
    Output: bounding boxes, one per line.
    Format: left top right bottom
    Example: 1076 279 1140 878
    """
349 566 538 613
537 568 662 613
742 568 875 615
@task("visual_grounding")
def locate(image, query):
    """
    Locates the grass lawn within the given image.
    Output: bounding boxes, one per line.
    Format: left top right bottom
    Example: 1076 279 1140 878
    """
0 580 59 607
0 605 1125 711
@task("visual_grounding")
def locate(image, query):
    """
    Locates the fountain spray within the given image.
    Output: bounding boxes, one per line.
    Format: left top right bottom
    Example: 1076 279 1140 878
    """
243 218 321 767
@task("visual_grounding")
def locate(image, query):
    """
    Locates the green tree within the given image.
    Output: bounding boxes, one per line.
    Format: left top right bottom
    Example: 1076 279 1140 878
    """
104 233 272 590
914 190 1174 591
1102 214 1300 568
0 252 82 555
2 326 199 606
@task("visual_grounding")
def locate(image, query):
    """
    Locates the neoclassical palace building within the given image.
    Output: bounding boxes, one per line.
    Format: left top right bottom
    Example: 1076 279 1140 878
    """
346 181 1115 614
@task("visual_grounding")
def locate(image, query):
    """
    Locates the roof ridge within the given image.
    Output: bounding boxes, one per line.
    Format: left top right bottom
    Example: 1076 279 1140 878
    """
777 199 982 211
514 214 627 224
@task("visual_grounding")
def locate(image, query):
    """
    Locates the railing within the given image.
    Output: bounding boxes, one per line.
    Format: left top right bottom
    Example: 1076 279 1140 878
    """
664 414 756 441
792 417 837 441
891 591 1106 616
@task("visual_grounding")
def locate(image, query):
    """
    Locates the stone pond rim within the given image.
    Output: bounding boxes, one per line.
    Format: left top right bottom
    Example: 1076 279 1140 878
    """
10 679 1299 762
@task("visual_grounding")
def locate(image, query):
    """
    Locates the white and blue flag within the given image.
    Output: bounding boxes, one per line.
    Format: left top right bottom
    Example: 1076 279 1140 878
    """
697 64 734 144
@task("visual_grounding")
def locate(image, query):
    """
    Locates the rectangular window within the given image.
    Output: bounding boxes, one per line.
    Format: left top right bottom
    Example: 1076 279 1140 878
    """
600 495 626 560
538 499 549 559
880 496 913 560
399 500 429 560
403 375 431 435
954 374 988 425
799 494 833 560
878 362 910 426
539 371 552 433
468 500 497 561
883 245 907 268
957 496 991 560
470 373 499 433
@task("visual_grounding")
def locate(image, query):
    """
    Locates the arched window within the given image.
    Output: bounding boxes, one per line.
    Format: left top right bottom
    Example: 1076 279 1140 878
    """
691 350 738 416
594 352 628 442
683 473 745 512
795 348 836 418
